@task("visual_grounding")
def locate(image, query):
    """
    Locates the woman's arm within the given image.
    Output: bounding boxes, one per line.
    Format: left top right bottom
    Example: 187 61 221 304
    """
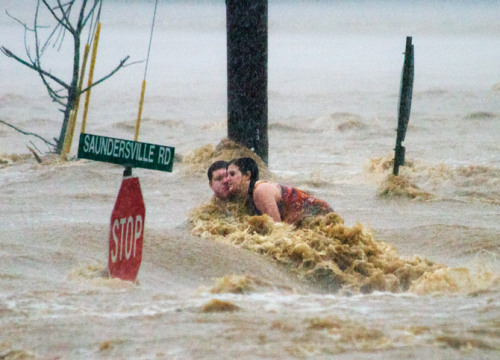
253 182 282 222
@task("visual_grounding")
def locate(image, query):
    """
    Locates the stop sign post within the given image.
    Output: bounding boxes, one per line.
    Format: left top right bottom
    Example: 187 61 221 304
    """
77 133 175 282
109 175 145 282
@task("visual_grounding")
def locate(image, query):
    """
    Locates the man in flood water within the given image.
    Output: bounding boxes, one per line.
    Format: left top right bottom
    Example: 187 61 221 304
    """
207 160 230 200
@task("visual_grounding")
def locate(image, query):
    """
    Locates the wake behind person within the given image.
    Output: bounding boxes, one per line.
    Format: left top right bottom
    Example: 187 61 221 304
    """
225 157 334 226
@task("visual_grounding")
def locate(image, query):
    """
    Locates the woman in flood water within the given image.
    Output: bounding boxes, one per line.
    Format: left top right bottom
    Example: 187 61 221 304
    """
225 157 334 226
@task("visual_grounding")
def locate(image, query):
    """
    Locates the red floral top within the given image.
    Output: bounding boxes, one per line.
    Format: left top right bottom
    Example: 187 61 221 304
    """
254 181 333 225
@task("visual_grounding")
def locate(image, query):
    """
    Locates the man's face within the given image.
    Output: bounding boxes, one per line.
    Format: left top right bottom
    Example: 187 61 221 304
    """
209 168 229 199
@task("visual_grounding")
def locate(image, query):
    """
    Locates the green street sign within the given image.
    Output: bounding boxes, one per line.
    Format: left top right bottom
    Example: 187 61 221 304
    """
78 133 175 172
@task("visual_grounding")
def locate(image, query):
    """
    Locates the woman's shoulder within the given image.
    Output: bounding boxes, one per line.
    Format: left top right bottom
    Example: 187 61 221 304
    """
254 180 281 196
254 180 268 187
254 180 277 188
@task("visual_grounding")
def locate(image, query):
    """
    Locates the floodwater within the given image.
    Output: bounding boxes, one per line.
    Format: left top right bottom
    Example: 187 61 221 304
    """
1 0 499 359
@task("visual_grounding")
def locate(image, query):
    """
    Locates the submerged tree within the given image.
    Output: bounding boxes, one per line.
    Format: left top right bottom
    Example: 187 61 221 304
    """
1 0 129 154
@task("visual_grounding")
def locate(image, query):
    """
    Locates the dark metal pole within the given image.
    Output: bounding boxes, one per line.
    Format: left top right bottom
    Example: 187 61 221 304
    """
124 166 132 177
393 36 414 176
226 0 268 164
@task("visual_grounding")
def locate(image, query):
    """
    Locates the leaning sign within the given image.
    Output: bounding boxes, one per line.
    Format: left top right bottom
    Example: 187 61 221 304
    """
109 176 145 282
78 133 175 172
77 132 175 282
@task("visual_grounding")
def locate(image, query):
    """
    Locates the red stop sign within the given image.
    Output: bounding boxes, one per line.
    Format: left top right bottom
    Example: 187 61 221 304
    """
108 176 145 282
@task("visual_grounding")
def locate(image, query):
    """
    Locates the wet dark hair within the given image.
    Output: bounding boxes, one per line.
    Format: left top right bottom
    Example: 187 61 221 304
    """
207 160 229 182
228 157 259 197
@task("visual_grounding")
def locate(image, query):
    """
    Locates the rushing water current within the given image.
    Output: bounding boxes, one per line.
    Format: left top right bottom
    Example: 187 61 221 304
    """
1 1 499 359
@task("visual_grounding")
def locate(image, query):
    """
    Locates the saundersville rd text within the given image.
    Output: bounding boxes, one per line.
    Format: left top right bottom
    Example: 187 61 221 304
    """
78 133 175 172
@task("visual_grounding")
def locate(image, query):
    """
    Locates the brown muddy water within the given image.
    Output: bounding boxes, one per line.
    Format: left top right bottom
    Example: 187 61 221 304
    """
1 1 499 359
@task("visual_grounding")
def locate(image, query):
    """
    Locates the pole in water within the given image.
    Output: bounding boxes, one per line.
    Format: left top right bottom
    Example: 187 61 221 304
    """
124 166 132 177
226 0 268 164
62 43 91 158
134 0 159 142
81 22 102 134
135 80 146 142
393 36 414 176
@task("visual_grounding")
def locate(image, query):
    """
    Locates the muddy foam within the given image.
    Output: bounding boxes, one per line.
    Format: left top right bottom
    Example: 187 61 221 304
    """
367 154 500 205
187 142 498 295
182 138 274 180
190 200 446 294
67 262 136 289
378 174 434 200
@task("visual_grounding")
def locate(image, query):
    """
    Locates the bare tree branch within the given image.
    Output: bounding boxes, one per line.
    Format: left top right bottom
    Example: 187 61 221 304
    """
27 145 43 163
2 0 129 155
41 0 72 32
5 10 40 31
24 26 36 64
0 119 57 149
30 139 50 154
56 0 77 34
82 0 101 28
81 56 130 93
0 46 69 89
37 1 66 56
39 72 67 106
4 7 67 106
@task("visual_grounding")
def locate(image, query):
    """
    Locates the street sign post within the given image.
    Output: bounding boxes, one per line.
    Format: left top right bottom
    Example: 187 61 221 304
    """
109 176 146 282
77 131 174 282
78 133 175 172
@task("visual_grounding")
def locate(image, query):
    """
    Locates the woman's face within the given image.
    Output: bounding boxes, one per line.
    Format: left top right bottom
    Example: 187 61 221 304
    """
225 164 250 196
